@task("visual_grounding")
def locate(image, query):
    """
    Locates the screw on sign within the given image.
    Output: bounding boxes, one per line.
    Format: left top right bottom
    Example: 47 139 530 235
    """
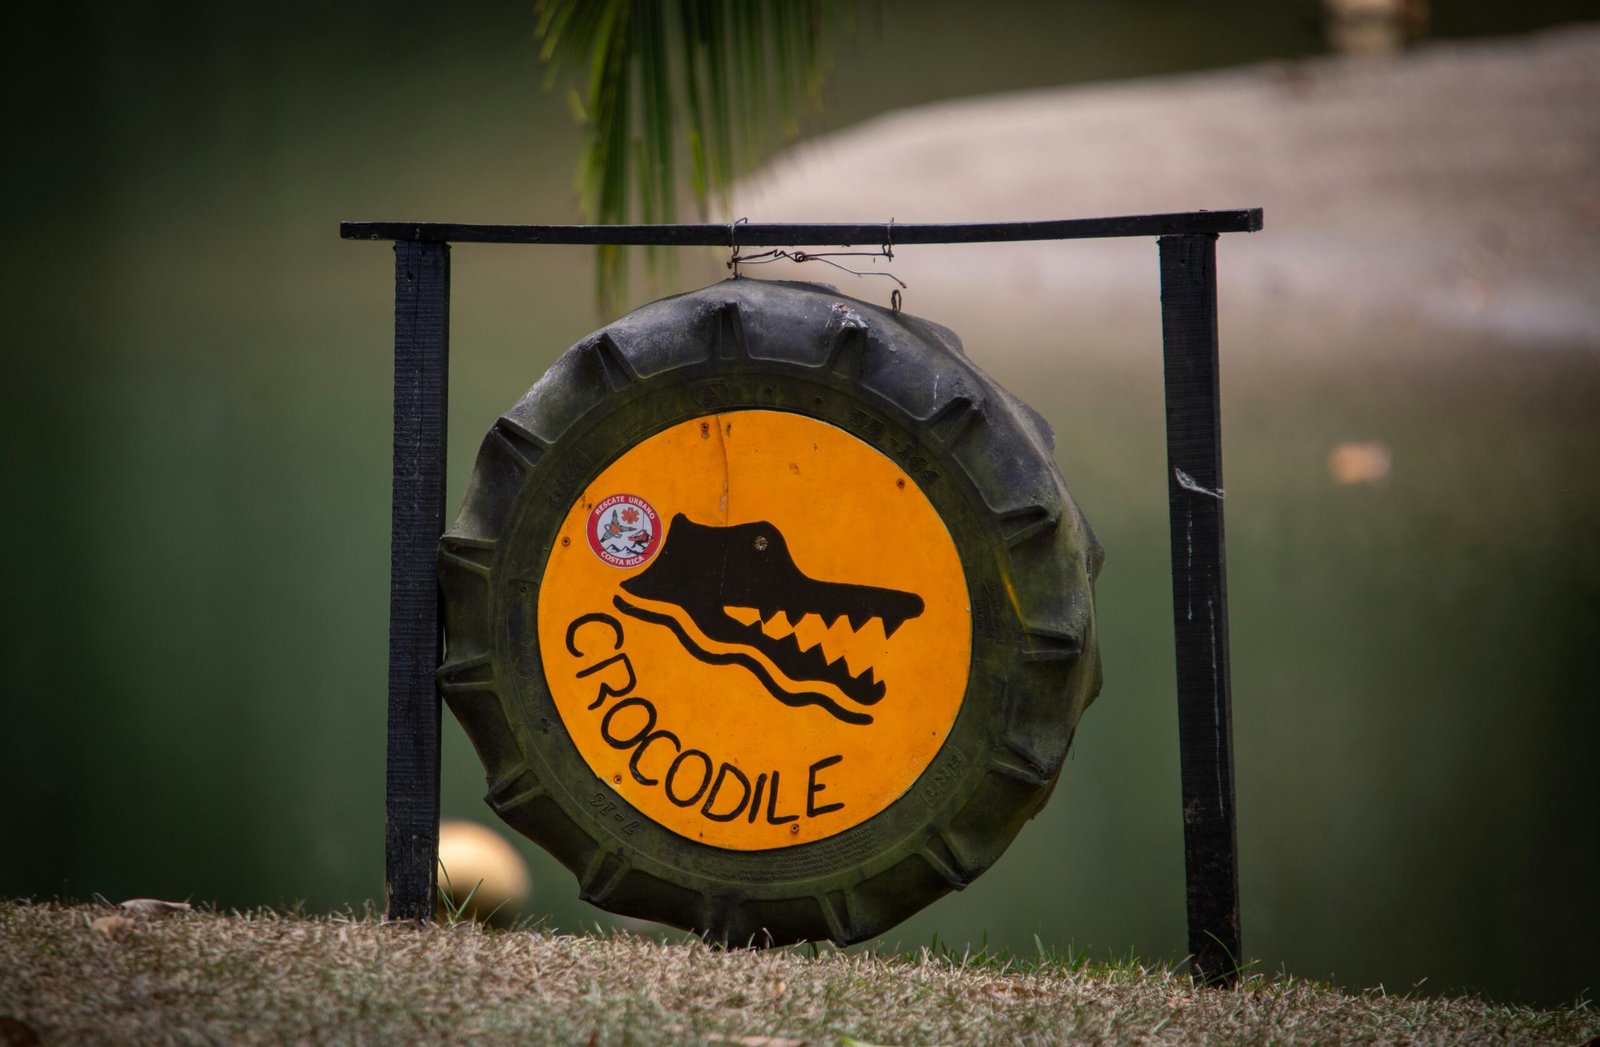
438 279 1103 945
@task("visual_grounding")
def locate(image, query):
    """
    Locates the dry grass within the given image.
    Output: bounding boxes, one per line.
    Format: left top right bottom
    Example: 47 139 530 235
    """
1 902 1593 1046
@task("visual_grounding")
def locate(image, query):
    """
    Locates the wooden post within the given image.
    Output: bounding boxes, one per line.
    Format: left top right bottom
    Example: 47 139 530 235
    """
385 240 450 920
1158 233 1242 985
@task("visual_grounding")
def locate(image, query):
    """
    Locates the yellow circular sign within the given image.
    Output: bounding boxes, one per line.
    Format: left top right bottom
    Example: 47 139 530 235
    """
537 410 971 851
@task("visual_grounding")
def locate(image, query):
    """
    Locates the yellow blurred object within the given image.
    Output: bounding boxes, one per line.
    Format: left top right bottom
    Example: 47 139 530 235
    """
436 820 533 924
1322 0 1429 56
1327 441 1393 485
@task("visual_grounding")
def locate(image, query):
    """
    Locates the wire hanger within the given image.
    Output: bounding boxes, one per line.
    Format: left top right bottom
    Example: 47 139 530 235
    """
728 217 907 314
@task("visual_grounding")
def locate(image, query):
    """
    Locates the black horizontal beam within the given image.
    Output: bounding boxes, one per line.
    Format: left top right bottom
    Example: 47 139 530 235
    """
340 210 1262 247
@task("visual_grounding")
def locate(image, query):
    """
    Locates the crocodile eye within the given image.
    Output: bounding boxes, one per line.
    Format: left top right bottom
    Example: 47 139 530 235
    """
754 535 769 551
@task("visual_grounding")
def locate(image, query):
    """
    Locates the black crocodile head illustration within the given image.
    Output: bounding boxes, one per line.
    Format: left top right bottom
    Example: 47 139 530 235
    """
613 514 924 725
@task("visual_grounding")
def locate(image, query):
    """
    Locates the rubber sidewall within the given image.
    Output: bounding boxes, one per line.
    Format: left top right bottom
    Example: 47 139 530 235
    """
441 279 1102 945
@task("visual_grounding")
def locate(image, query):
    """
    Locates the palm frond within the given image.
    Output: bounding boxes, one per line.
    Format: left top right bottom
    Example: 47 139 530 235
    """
536 0 838 311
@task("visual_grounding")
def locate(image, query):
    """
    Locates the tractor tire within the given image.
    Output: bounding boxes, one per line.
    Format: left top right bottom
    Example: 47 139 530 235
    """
439 278 1102 946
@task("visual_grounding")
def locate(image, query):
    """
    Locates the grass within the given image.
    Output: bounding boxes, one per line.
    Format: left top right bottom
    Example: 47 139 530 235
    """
2 902 1593 1046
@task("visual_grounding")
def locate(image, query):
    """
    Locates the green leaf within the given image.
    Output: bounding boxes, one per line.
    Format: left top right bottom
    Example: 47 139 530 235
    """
535 0 841 311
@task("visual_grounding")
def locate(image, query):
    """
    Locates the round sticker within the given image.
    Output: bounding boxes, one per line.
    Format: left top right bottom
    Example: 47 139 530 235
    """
537 410 972 851
585 494 661 568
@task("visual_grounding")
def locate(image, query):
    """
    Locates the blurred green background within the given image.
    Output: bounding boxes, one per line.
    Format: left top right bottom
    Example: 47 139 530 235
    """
4 0 1596 1008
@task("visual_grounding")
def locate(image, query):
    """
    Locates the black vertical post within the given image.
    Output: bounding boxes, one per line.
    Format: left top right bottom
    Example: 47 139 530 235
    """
385 240 451 920
1158 233 1241 985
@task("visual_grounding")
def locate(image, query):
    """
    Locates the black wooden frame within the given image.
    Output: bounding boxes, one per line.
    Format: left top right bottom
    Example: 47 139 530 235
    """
342 208 1261 984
